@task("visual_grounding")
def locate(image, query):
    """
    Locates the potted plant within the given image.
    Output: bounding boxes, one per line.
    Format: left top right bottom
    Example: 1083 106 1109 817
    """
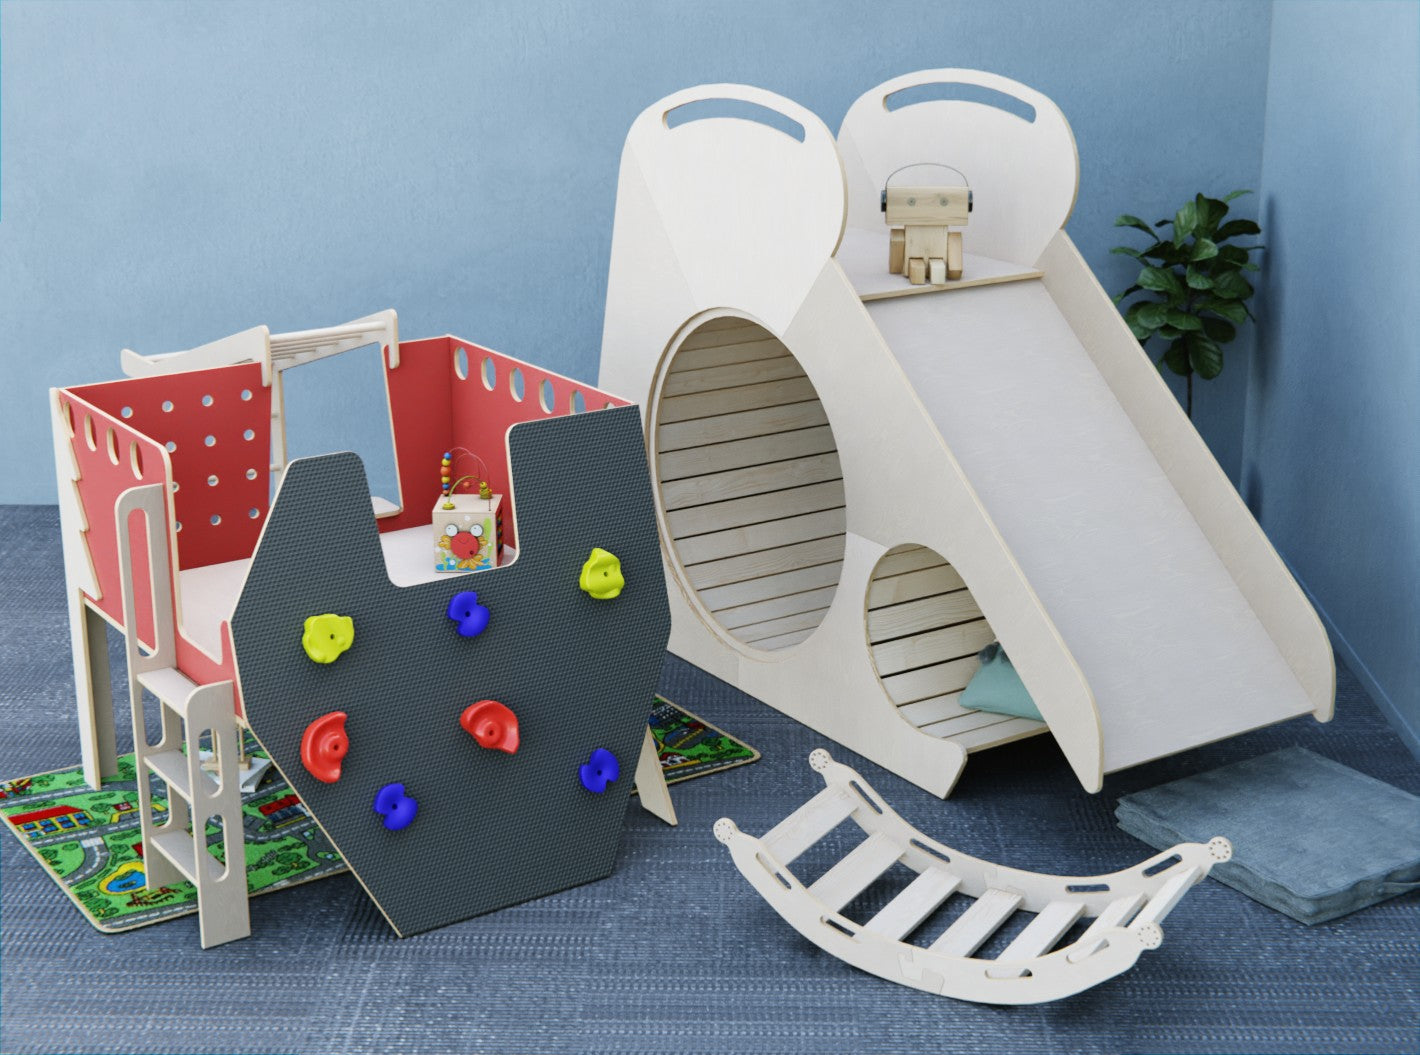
1112 191 1262 417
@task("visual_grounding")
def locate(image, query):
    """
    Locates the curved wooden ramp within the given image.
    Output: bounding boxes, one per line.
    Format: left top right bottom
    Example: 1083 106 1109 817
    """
716 750 1231 1005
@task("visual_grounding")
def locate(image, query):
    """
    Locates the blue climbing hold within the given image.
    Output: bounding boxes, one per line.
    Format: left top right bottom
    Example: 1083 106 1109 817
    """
373 782 418 831
579 748 620 794
446 591 491 638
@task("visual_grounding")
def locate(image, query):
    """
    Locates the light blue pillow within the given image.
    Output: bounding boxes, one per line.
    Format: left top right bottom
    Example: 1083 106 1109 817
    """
960 642 1043 721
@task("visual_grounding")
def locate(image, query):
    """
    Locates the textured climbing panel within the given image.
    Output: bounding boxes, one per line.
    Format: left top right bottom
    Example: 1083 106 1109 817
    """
231 407 671 936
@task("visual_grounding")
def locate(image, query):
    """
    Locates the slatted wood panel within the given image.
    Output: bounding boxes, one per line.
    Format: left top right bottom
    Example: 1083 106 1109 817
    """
866 544 1048 749
656 320 847 651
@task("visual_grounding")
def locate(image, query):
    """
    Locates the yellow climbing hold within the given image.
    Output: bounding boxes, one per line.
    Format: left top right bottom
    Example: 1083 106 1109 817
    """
579 548 624 600
303 613 355 664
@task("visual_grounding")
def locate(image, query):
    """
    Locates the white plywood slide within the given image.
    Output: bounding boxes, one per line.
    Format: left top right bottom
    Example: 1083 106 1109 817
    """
599 71 1333 797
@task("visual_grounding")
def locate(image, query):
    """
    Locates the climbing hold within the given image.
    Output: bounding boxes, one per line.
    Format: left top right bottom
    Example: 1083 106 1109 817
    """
579 748 620 793
300 711 349 784
446 591 491 638
579 548 624 600
302 613 354 664
460 699 520 754
373 783 417 831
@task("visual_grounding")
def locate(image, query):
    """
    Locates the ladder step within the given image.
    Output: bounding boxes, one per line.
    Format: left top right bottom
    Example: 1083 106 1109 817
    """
137 667 200 713
150 826 216 885
762 785 856 866
1072 892 1147 957
929 888 1023 957
998 899 1085 962
862 867 961 941
807 833 903 913
145 749 217 803
1132 867 1202 927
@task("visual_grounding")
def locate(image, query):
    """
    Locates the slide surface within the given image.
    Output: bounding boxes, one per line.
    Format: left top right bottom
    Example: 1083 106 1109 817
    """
867 279 1314 772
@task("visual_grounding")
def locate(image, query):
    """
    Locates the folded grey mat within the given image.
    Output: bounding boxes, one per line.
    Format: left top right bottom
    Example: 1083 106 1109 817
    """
1116 746 1420 925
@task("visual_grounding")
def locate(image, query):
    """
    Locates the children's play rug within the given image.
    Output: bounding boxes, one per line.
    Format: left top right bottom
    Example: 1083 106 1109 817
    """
2 696 756 933
644 696 760 786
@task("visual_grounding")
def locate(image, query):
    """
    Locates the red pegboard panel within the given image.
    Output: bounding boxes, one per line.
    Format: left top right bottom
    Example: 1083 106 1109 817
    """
57 391 174 650
451 339 632 552
69 363 272 572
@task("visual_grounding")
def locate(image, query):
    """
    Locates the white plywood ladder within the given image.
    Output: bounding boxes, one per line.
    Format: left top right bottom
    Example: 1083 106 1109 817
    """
117 484 251 948
715 749 1232 1005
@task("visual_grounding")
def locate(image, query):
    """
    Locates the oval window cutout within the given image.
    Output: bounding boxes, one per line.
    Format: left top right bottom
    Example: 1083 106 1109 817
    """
654 316 846 652
866 544 1042 744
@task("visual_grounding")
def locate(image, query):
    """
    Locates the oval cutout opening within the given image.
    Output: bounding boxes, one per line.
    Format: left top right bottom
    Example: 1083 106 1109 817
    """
509 367 525 402
654 315 846 653
665 98 806 142
884 82 1036 123
453 346 469 380
481 357 496 391
866 545 1036 744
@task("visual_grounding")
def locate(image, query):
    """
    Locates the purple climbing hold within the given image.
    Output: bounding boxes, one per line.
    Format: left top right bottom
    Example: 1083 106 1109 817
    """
579 748 620 794
446 591 491 638
373 782 418 831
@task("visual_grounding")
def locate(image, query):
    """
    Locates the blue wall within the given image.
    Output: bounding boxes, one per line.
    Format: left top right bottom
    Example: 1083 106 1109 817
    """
0 0 1271 501
1250 1 1420 752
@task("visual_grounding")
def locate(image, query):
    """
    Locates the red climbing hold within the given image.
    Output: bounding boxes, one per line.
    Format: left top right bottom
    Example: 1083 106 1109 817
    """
460 699 520 754
300 711 349 783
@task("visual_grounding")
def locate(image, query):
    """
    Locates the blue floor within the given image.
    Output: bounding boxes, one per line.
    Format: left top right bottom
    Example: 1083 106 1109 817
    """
2 505 1416 1054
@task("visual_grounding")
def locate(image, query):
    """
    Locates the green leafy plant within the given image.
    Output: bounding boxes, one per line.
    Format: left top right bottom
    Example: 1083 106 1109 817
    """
1112 190 1262 416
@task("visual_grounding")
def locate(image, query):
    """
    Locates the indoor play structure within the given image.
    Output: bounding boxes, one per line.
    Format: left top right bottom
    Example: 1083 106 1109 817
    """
599 70 1336 799
717 750 1231 1004
48 311 673 945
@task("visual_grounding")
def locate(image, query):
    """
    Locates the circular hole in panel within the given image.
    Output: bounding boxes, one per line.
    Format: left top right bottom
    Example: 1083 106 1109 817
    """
571 390 586 414
120 405 134 419
243 428 255 441
509 367 525 401
204 434 216 447
161 400 174 413
603 401 616 410
865 544 1006 738
538 379 555 414
60 401 75 438
240 389 253 401
165 440 177 453
106 428 120 465
653 316 846 652
245 468 258 480
129 442 144 480
248 507 260 519
83 416 97 451
210 514 222 526
207 474 219 487
175 521 183 532
202 394 214 407
481 357 496 391
172 481 180 493
454 346 469 380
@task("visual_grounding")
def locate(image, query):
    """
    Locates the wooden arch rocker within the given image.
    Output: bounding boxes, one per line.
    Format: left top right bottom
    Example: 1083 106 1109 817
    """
599 71 1334 798
716 750 1232 1004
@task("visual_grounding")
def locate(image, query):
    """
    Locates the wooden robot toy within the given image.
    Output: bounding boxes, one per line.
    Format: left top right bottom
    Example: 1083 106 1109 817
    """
884 163 972 284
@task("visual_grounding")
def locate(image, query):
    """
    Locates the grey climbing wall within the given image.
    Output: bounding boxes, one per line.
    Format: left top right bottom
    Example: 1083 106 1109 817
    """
230 407 671 936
